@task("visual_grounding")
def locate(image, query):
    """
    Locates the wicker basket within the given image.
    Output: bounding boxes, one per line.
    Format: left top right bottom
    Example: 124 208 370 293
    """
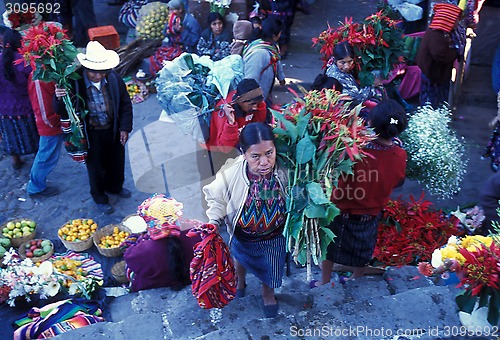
93 224 131 258
1 218 37 248
58 219 96 252
111 260 129 284
18 239 54 263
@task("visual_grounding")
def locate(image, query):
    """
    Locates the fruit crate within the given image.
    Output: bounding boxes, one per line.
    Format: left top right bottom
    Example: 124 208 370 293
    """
88 25 120 50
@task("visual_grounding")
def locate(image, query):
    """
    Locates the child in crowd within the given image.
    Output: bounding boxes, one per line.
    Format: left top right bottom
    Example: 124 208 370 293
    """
311 100 407 287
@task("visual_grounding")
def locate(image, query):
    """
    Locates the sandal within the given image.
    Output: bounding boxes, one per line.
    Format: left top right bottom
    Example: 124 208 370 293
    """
309 279 319 289
262 299 279 318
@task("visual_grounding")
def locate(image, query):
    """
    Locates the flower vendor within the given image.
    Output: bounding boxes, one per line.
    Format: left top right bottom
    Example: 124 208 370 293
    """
162 0 201 54
196 12 232 61
325 41 385 111
123 195 201 292
312 100 407 286
0 28 39 170
196 78 269 208
416 3 463 108
242 17 286 104
54 41 133 214
203 122 288 318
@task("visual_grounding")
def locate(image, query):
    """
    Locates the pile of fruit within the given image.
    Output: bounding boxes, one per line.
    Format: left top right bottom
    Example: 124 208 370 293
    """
136 2 169 40
0 238 11 257
24 239 52 259
98 226 130 249
52 257 87 284
2 219 36 239
58 219 98 242
127 83 142 98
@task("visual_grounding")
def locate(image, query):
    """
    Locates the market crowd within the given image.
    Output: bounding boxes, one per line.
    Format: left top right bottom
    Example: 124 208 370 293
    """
2 0 500 335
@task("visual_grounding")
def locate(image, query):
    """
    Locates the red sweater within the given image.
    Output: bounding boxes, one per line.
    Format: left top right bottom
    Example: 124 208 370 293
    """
27 76 61 136
331 141 407 215
201 91 267 153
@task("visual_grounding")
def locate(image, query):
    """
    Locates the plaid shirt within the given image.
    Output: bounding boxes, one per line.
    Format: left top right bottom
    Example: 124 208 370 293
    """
84 73 113 129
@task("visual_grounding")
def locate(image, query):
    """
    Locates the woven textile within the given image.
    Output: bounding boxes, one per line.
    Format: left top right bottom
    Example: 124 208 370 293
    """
429 3 462 33
188 223 237 309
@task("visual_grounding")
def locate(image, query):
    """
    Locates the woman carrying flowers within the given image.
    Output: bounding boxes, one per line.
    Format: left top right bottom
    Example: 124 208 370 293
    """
325 41 385 112
312 100 407 286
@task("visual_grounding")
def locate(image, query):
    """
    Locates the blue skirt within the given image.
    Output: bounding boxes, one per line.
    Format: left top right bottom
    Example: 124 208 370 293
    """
231 234 286 288
0 114 39 156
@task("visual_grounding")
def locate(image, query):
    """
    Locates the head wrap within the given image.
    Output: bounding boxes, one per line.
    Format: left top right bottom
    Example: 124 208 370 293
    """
137 194 183 240
429 3 462 33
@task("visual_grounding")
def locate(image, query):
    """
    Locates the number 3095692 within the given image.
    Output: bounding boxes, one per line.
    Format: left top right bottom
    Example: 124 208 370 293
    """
6 2 61 14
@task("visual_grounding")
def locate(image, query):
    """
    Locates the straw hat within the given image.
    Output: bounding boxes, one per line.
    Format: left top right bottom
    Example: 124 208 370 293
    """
77 41 120 71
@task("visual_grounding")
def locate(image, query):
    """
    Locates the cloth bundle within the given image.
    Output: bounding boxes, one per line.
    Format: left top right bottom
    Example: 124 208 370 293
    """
188 223 237 309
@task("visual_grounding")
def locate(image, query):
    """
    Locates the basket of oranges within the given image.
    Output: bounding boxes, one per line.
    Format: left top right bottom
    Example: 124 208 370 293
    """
93 224 131 257
58 219 98 252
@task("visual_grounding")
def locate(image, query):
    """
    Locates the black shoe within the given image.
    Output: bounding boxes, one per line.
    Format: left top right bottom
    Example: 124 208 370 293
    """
97 203 114 214
29 186 59 198
117 188 132 198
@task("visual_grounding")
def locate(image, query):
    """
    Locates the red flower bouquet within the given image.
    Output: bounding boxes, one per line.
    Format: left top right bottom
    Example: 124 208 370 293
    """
373 193 458 267
312 9 406 87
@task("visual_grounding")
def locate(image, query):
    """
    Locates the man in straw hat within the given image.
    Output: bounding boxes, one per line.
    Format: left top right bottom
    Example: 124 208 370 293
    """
416 2 463 108
55 41 133 214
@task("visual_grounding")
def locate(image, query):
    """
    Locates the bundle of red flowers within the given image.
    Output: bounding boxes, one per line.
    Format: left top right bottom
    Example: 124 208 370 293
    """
312 9 406 87
272 89 375 279
373 193 458 267
2 11 39 30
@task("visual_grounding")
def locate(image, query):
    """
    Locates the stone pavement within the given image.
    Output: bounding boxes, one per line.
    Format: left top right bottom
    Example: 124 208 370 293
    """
1 0 500 339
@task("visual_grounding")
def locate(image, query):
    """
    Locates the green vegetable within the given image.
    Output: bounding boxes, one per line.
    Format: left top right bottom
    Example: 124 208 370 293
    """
0 238 11 248
42 245 52 254
0 245 6 257
33 249 45 257
41 240 51 248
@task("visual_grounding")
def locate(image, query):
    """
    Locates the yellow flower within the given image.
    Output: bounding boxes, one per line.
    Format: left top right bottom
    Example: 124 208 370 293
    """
440 245 466 265
460 235 493 252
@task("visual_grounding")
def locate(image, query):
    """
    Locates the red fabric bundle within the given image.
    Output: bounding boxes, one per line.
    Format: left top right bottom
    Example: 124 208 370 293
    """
188 224 237 309
429 3 462 33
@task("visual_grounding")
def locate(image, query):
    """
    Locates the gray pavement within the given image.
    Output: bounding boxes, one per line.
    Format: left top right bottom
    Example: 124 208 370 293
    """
1 0 500 338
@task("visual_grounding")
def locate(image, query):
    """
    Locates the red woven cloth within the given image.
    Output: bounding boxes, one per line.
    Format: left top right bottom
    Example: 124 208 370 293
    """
188 224 237 309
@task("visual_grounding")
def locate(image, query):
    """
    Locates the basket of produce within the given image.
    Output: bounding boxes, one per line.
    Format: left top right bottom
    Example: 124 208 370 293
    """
93 224 131 257
111 260 129 284
58 219 98 252
121 214 148 233
18 239 54 263
1 218 37 248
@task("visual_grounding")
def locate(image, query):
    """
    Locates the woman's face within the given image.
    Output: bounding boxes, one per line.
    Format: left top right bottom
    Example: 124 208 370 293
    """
211 19 224 36
335 56 354 73
244 140 276 176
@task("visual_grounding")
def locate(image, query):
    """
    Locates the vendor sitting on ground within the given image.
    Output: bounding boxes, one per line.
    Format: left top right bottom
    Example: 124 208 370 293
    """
123 194 201 292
